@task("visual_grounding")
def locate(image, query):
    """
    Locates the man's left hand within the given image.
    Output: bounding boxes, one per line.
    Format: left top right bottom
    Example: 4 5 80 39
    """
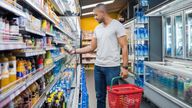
120 67 129 79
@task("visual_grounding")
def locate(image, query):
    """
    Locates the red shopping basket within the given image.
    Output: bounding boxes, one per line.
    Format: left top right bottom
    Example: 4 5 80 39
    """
107 76 143 108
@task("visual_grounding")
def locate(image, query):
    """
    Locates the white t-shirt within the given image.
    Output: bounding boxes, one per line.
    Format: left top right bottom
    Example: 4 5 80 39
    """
94 19 126 67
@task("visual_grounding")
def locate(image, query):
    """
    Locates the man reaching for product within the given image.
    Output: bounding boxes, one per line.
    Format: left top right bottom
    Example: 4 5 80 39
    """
71 4 129 108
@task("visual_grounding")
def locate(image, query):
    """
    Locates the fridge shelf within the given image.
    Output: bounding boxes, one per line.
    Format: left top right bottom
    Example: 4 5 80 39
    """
45 46 56 51
0 64 55 108
46 32 56 37
51 0 64 14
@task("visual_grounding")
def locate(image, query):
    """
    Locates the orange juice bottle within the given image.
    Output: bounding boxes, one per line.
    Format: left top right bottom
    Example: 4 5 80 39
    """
7 53 16 83
16 59 25 79
0 53 9 88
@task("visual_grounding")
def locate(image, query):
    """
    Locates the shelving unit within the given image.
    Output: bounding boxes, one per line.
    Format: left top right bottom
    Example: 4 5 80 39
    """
0 0 26 18
0 64 55 108
144 62 192 108
0 0 79 107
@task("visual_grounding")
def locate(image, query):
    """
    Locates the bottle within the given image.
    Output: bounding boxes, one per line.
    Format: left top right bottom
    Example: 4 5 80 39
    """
27 59 32 74
0 53 9 88
37 56 43 69
16 59 25 79
31 58 36 72
7 53 16 83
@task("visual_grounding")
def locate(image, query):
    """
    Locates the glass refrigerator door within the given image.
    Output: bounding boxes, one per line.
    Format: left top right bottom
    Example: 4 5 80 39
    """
165 17 172 57
186 11 192 58
174 14 184 57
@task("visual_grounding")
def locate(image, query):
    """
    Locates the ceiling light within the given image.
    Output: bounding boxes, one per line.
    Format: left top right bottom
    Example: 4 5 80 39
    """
82 0 115 9
82 12 94 16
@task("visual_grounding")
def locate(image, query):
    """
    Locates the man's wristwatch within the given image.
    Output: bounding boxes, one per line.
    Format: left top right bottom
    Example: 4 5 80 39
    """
122 66 128 70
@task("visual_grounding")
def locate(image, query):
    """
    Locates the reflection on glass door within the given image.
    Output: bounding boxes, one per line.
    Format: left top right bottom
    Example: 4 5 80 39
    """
165 17 172 56
186 11 192 58
174 14 183 57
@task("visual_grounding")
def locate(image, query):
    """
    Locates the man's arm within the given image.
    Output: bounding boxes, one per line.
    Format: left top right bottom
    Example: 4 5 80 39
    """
118 36 129 79
75 37 97 54
118 36 128 66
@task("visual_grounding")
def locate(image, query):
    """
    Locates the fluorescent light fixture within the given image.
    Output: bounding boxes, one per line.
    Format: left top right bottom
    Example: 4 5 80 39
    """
82 0 115 9
82 12 94 16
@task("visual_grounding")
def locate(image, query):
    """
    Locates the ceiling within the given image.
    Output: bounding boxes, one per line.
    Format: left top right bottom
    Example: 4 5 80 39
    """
80 0 128 17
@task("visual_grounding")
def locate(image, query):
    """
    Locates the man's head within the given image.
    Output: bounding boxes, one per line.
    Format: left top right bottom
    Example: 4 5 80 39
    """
93 4 108 23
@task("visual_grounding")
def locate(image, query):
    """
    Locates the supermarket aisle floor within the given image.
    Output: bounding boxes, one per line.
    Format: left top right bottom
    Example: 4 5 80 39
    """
86 70 158 108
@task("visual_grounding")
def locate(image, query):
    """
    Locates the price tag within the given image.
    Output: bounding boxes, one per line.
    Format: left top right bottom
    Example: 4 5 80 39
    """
10 94 15 100
15 90 20 96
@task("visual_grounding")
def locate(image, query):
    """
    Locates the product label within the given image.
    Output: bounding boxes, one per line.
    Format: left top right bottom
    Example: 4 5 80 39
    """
17 72 24 78
9 61 16 75
1 62 9 78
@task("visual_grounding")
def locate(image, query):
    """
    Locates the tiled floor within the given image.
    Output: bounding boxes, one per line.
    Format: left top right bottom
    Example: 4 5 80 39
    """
85 70 158 108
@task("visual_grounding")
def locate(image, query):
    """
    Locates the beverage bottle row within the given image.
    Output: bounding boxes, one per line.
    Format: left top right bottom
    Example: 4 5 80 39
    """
135 11 148 24
135 60 144 74
81 68 89 108
140 0 149 6
134 27 148 40
146 67 192 105
135 43 148 56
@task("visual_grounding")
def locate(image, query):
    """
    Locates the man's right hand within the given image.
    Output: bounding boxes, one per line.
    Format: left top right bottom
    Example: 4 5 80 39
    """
70 50 76 54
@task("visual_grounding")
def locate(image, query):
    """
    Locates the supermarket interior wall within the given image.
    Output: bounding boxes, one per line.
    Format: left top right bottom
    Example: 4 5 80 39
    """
80 12 118 31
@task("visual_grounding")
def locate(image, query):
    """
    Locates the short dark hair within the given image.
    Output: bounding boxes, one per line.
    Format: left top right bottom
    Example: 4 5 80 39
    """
94 3 107 12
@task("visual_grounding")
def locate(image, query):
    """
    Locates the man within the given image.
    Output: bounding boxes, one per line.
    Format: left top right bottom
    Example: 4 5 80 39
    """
71 4 129 108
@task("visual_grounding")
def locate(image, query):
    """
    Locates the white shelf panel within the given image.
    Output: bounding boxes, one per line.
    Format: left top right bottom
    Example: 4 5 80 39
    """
54 39 65 44
0 1 26 18
53 54 66 62
0 42 26 51
51 0 63 14
23 0 55 24
15 50 46 57
20 27 46 36
144 82 192 108
0 64 55 108
45 46 56 50
46 32 56 37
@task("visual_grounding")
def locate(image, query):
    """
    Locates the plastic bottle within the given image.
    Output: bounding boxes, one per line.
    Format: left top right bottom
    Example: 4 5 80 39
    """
0 53 9 88
37 56 43 69
140 28 144 39
177 76 184 100
7 53 16 83
16 59 25 79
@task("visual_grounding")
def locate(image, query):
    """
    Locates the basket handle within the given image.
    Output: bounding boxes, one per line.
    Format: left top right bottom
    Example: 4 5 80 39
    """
110 76 122 90
110 73 137 90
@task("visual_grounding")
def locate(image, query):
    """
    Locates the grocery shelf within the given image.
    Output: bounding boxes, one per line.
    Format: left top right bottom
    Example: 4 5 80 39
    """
82 55 96 59
54 25 75 40
32 67 65 108
51 0 64 14
82 61 95 64
15 50 46 57
45 46 56 51
46 32 56 37
53 54 66 62
135 39 149 41
0 42 26 51
54 39 65 45
82 38 92 41
0 0 26 18
20 27 46 37
144 82 192 108
0 64 55 108
23 0 55 24
71 65 81 108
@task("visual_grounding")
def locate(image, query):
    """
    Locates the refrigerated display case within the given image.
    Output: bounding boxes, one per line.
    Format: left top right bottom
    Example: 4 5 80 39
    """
144 62 192 108
174 13 184 57
165 17 172 57
186 9 192 58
